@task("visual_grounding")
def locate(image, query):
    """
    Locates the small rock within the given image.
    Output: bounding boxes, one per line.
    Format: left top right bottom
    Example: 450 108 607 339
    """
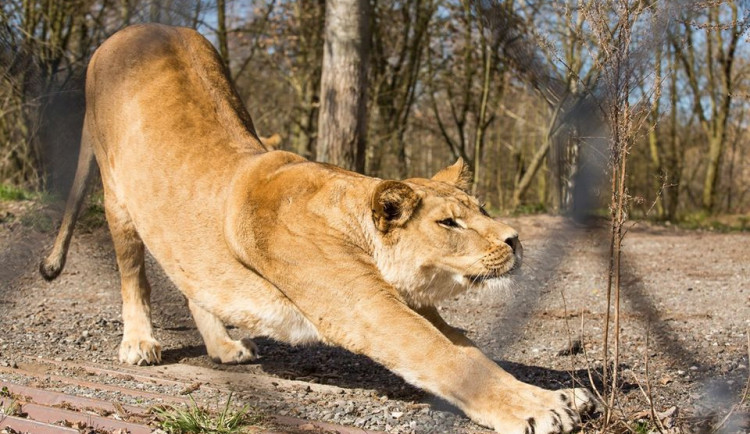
556 338 583 356
179 382 201 395
632 406 678 429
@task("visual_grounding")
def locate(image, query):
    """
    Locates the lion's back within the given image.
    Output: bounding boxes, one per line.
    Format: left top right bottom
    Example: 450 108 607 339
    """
85 24 262 160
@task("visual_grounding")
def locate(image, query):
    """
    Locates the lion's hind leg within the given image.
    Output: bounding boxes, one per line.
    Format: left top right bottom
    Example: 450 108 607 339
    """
104 191 161 365
188 300 258 364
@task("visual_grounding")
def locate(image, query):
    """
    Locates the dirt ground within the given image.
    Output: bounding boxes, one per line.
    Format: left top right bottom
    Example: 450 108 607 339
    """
0 199 748 433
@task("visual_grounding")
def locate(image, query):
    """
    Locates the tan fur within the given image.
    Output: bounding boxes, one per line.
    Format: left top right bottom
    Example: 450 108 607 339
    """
259 133 282 150
40 24 598 433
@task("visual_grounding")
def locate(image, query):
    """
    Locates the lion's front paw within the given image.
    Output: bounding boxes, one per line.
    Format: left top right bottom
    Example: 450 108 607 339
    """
118 336 162 365
519 387 601 434
557 387 601 421
471 385 600 433
209 337 258 364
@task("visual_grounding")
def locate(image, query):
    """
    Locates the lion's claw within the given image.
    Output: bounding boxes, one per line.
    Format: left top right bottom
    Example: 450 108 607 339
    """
119 337 162 365
209 337 258 364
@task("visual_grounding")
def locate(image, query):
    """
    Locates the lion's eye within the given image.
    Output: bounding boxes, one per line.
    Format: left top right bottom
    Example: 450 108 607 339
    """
438 218 460 228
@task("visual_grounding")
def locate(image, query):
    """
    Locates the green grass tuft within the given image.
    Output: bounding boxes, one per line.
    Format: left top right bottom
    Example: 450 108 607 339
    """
0 184 35 201
631 420 653 434
677 212 750 232
512 202 548 216
0 386 21 417
154 393 260 434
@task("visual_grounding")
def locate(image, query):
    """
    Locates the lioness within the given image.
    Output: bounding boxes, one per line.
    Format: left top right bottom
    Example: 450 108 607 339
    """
41 24 597 433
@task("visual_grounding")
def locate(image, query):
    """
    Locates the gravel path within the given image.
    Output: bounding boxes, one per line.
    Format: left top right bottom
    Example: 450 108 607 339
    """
1 202 748 433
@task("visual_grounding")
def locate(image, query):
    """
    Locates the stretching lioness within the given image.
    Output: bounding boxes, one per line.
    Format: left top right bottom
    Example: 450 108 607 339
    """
40 24 597 433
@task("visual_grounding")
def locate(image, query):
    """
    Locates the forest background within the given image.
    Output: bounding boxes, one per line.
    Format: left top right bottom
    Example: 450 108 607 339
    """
1 0 748 224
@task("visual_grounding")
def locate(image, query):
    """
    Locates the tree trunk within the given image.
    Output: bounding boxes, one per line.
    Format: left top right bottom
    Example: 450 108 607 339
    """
471 32 495 196
647 126 665 219
665 45 681 220
647 36 665 219
216 0 230 70
702 131 724 212
512 138 550 209
149 0 161 22
516 103 562 211
316 0 370 173
672 4 739 214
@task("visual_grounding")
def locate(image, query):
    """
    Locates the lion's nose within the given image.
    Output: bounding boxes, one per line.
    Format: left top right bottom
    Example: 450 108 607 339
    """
504 235 521 255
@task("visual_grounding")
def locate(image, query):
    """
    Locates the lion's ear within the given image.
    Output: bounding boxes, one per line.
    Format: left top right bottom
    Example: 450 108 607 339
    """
371 180 420 232
259 133 282 150
431 158 472 192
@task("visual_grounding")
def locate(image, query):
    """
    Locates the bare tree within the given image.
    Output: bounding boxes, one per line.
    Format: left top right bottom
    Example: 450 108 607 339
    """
2 0 750 219
426 0 507 193
368 0 435 178
663 45 683 220
242 1 325 158
316 0 370 172
217 0 230 68
0 0 214 190
477 0 593 212
0 0 96 188
672 2 748 213
646 33 665 219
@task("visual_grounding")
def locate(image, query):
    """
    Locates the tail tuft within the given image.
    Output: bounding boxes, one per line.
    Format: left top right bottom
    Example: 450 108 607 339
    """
39 256 64 281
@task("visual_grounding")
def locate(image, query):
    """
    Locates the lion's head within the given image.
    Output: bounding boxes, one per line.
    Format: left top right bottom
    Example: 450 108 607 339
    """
223 152 521 309
370 159 522 308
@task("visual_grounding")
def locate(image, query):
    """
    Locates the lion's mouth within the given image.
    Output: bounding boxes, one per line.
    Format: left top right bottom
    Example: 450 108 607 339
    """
465 274 499 283
465 257 521 283
464 270 507 283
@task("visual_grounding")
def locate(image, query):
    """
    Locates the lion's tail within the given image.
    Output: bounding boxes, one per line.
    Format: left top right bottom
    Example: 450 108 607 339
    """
40 122 96 281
